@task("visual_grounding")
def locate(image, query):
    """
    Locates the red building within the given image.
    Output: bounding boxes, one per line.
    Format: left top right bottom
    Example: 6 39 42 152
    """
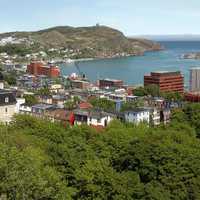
27 61 60 78
185 92 200 102
99 78 123 88
144 71 184 93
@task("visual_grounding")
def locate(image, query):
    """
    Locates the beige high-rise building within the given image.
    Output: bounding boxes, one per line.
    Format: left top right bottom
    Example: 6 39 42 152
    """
190 67 200 92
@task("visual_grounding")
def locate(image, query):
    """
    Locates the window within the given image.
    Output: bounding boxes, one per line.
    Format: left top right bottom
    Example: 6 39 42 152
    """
5 97 9 103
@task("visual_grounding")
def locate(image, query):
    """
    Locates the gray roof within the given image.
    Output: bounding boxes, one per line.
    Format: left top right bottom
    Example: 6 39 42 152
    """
32 103 55 110
124 108 149 114
74 109 114 119
0 90 16 106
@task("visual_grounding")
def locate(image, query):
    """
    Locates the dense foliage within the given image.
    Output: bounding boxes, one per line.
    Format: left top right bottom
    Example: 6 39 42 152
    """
1 103 200 199
24 95 39 106
0 44 32 56
133 84 183 101
89 97 116 112
4 72 17 86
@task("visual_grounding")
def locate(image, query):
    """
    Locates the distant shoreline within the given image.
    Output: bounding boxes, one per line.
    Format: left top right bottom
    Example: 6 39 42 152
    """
60 49 163 65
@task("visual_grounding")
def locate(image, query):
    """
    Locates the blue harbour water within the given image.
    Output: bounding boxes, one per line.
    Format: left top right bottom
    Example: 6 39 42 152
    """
60 41 200 87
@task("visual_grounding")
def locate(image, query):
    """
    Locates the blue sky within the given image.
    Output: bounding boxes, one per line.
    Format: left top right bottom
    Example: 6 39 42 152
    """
1 0 200 35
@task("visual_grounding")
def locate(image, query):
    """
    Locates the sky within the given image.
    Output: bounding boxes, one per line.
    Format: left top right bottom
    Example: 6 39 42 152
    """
1 0 200 35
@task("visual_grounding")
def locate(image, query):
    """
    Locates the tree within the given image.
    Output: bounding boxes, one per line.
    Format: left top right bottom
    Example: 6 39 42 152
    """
89 98 115 112
1 114 200 199
64 96 80 110
24 95 38 106
161 91 183 101
133 87 146 96
121 99 144 112
64 100 76 110
183 103 200 137
144 84 160 97
4 73 17 85
133 84 160 97
36 87 51 96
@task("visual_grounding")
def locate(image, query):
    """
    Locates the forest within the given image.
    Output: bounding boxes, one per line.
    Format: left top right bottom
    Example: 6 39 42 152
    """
0 102 200 199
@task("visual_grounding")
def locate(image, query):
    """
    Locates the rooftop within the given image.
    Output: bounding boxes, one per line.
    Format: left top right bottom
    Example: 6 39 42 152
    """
190 67 200 70
101 78 123 82
0 90 16 106
124 108 149 113
151 71 181 76
74 109 114 119
32 103 55 110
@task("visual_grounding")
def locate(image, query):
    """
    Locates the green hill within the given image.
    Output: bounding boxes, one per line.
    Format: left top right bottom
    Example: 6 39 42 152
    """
0 25 162 58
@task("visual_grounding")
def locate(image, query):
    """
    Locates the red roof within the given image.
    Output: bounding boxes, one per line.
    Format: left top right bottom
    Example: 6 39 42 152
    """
78 102 93 110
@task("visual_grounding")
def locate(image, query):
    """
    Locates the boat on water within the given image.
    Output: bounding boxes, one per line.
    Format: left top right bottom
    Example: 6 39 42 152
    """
65 58 74 63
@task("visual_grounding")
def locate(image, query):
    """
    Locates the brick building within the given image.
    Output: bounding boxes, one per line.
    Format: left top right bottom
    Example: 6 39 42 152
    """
144 71 184 93
185 92 200 102
27 61 60 78
99 78 123 89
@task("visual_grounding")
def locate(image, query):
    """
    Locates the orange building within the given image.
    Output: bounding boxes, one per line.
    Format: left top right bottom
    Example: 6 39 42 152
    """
144 71 184 93
27 61 60 78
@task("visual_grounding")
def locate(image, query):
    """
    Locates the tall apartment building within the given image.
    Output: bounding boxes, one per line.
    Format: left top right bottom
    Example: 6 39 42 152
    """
189 67 200 92
27 61 60 78
144 71 184 93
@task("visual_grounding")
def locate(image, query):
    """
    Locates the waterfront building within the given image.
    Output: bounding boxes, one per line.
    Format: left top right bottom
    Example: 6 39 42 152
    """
189 67 200 92
27 61 60 78
71 80 90 90
99 78 123 89
144 71 184 93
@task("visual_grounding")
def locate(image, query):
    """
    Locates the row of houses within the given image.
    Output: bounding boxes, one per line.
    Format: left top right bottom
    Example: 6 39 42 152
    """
19 101 170 128
0 67 170 128
0 85 171 128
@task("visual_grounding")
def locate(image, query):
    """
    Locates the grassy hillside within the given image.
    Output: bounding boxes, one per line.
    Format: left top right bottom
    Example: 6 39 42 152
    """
0 26 162 59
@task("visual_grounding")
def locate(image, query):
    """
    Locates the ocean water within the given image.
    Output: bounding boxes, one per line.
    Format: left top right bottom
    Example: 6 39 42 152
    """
60 41 200 87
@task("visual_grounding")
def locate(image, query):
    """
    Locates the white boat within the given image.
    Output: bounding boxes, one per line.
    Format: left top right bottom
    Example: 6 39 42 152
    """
65 58 74 63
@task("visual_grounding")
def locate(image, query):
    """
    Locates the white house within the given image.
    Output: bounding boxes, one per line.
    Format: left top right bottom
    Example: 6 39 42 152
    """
19 104 32 114
0 90 17 124
87 111 114 127
124 108 150 125
15 98 26 113
74 109 114 128
147 107 161 126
